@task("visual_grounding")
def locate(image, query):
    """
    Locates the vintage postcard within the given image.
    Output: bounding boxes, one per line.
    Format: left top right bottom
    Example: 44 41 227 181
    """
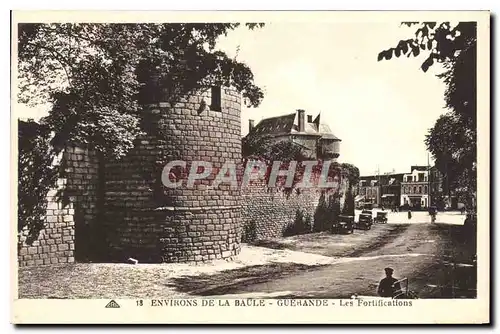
11 10 490 324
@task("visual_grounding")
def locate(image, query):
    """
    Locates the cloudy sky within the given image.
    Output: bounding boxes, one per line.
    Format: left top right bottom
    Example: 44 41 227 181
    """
217 22 448 176
15 21 449 176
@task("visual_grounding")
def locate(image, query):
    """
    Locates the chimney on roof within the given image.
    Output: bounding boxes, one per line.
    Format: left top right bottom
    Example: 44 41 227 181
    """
307 115 313 123
297 109 305 132
249 119 255 132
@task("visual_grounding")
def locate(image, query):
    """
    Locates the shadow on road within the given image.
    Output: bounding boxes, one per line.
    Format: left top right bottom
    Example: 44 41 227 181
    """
345 224 409 257
165 262 325 296
165 223 477 299
411 223 477 298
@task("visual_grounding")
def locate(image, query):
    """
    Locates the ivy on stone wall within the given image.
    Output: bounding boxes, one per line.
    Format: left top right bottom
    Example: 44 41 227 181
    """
283 210 313 236
18 119 60 244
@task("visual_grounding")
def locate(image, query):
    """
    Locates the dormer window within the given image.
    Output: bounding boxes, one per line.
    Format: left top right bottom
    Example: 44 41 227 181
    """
210 86 222 111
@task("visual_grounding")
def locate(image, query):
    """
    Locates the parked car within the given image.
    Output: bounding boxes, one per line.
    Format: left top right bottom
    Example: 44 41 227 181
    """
333 215 354 234
356 212 373 230
375 211 388 224
361 209 373 216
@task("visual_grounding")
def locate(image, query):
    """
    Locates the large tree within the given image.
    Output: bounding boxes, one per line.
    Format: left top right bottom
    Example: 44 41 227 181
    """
378 22 477 209
18 23 264 158
340 162 360 189
17 23 264 239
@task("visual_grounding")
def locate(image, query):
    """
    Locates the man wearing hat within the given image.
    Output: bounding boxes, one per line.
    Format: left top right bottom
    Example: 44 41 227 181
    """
377 267 402 298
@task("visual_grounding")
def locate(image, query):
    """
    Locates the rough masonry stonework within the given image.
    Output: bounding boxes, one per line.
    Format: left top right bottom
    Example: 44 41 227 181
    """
18 145 100 266
103 87 242 263
19 87 350 266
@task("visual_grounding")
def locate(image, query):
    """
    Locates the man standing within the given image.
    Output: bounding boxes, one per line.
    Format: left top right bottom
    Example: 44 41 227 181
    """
377 267 402 298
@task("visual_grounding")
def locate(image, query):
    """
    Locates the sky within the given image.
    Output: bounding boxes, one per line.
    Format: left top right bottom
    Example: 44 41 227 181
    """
15 22 449 177
216 22 448 176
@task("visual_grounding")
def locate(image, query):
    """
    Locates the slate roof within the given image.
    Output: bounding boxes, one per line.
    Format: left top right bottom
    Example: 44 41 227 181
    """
249 113 296 137
247 111 341 141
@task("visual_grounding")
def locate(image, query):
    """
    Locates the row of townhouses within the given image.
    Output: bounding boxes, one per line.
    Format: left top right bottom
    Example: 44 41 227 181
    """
354 165 458 210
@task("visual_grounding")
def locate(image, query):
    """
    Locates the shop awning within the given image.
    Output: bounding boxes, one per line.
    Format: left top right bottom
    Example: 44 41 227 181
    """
381 194 395 198
354 195 365 202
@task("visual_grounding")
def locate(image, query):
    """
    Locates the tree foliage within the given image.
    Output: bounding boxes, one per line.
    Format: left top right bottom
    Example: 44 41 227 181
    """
242 136 308 162
18 23 265 159
340 162 360 189
425 112 476 205
17 23 264 239
379 22 477 209
378 22 476 73
18 120 60 242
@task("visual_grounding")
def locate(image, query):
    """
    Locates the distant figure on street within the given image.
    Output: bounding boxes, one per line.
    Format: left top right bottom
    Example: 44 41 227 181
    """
407 209 412 220
461 207 466 215
377 267 402 298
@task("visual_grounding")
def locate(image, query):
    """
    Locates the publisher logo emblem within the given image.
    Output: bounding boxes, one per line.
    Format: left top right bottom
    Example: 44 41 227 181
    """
105 300 121 308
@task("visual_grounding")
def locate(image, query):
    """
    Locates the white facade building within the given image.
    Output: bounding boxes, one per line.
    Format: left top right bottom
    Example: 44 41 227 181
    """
400 166 430 209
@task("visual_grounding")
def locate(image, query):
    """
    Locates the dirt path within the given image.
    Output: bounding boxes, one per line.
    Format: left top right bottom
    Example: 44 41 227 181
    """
18 218 475 299
207 223 476 298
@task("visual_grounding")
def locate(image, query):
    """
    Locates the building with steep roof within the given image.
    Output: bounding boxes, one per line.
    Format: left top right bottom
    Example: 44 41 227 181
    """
245 109 341 160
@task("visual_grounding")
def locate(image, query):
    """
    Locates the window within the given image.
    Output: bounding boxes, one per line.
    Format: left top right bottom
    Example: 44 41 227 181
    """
418 186 422 194
413 186 417 193
424 186 428 194
418 173 424 182
210 86 222 111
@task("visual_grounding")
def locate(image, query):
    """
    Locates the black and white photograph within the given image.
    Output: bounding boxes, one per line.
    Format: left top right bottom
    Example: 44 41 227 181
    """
11 10 490 324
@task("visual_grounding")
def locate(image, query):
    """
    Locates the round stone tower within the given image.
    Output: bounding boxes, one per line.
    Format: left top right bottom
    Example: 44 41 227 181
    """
104 86 242 263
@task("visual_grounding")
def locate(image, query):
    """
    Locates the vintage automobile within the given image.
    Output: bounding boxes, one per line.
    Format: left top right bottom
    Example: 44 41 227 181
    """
375 211 388 224
332 215 354 234
356 212 373 230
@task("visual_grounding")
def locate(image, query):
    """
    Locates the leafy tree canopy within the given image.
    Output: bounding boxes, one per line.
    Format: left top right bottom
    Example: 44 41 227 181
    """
18 23 265 158
378 22 477 208
242 135 308 163
340 163 360 188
